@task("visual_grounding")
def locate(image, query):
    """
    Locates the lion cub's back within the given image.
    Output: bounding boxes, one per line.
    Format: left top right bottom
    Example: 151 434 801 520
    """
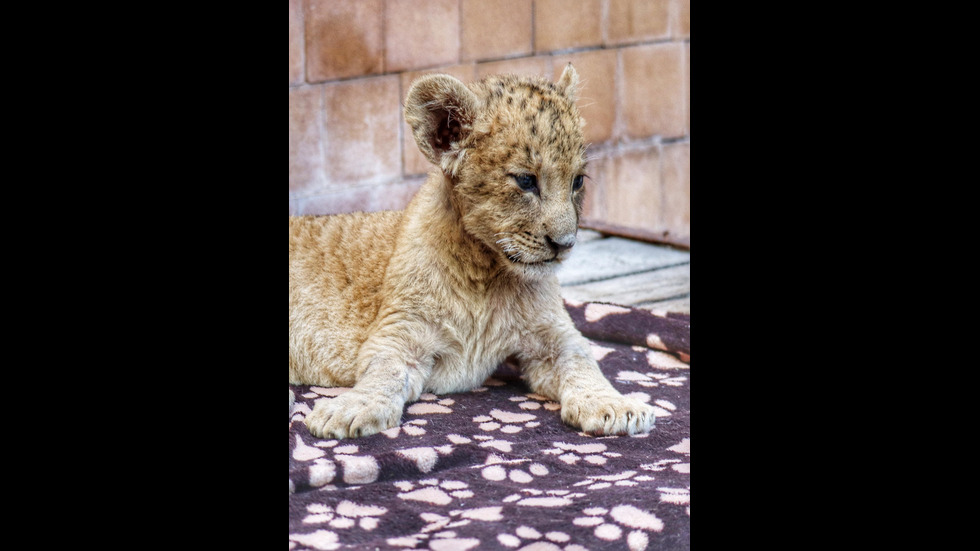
288 211 403 385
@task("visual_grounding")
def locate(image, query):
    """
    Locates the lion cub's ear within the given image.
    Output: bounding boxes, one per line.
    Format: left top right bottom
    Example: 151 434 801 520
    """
404 74 482 174
555 63 579 102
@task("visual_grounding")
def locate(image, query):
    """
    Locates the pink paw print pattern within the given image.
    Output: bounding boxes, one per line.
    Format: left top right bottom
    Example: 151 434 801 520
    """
380 419 428 438
507 392 562 412
658 486 691 516
444 432 515 454
406 393 456 415
480 457 550 484
472 408 540 433
478 454 589 508
497 525 589 550
640 438 690 475
572 505 664 551
499 488 587 508
541 441 622 466
301 500 387 530
394 478 473 506
571 470 656 491
626 345 691 371
290 437 381 487
386 507 504 549
289 501 389 550
616 369 687 388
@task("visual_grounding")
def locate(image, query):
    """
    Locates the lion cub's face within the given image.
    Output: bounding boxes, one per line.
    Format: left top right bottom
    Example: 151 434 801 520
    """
404 66 588 278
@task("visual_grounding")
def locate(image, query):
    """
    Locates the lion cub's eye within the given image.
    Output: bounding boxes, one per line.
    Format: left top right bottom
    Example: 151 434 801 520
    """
572 175 585 192
511 173 539 194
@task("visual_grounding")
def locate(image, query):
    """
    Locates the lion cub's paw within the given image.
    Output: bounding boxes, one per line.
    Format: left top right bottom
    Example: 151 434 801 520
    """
305 390 403 440
561 392 655 436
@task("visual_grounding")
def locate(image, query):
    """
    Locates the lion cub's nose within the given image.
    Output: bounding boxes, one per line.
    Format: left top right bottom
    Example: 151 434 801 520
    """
546 234 576 254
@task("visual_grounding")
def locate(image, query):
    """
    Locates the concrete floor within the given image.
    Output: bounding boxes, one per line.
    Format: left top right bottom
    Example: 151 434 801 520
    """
557 230 690 315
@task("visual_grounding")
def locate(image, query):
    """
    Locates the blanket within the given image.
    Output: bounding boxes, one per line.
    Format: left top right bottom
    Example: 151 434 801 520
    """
289 301 690 550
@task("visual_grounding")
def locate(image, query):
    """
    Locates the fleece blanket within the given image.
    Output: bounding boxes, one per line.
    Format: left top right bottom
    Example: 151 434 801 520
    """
289 301 690 551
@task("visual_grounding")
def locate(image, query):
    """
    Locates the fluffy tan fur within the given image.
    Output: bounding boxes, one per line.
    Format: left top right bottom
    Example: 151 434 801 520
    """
289 65 655 439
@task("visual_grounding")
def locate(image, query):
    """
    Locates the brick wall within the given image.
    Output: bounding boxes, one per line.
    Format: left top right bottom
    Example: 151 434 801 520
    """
289 0 690 247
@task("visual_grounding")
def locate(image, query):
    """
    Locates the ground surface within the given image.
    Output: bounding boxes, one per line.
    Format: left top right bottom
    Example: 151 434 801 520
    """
558 230 690 315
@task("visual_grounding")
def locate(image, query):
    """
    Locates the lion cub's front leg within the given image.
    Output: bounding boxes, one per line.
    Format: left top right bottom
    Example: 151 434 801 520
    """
305 384 405 440
522 325 655 436
305 330 433 439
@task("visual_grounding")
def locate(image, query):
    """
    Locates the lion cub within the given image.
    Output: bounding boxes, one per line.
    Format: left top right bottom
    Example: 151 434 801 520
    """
289 64 655 439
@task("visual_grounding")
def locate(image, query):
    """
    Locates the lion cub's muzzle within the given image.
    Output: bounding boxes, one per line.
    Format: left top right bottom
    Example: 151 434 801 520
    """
546 233 576 255
545 233 577 263
496 230 577 265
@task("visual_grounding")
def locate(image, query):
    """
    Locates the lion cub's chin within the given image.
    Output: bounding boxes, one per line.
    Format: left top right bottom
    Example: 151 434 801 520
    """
505 257 563 279
497 247 574 278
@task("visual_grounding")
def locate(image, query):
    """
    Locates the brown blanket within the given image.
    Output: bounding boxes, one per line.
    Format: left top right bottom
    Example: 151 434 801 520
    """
289 300 690 550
